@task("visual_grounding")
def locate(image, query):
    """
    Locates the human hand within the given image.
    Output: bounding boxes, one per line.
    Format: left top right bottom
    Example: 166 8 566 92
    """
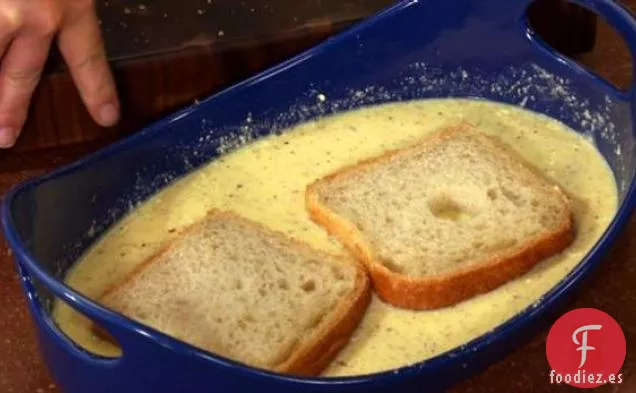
0 0 119 148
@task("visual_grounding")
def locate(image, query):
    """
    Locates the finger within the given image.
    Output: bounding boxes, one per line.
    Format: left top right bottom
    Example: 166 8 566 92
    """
0 7 21 59
58 7 119 127
0 35 52 148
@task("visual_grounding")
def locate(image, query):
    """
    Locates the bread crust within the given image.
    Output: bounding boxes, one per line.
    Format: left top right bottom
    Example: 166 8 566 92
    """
306 124 575 310
95 209 371 376
275 266 370 375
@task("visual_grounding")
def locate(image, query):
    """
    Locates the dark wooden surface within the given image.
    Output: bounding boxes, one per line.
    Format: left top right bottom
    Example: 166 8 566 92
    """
7 0 601 153
13 0 394 152
18 28 338 151
1 0 636 392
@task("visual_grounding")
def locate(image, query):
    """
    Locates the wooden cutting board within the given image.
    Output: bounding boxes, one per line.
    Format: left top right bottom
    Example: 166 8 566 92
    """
8 0 603 153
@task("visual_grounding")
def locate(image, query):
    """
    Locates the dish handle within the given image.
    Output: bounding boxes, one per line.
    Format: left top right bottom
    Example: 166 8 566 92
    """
524 0 636 98
17 259 206 378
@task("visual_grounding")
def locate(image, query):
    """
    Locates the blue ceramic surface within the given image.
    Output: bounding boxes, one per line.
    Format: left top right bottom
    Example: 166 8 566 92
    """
2 0 636 392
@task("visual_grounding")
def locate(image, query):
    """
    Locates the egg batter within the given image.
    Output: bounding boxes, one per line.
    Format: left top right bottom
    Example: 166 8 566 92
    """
53 98 618 376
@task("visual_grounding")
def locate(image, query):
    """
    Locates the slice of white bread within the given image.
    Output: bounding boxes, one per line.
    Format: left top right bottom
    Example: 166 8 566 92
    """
306 124 574 310
97 210 371 376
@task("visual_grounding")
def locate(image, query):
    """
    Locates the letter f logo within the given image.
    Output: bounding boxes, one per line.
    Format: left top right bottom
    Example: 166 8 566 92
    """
572 324 602 368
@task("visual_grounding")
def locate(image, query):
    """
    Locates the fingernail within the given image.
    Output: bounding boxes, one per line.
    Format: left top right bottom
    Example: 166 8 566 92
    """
99 103 119 126
0 128 15 148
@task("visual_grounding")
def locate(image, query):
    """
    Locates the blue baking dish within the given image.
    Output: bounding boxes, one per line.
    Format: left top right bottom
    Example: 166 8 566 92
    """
2 0 636 391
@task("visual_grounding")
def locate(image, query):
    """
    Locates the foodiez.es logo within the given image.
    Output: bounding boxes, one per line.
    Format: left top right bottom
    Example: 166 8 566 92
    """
546 308 626 388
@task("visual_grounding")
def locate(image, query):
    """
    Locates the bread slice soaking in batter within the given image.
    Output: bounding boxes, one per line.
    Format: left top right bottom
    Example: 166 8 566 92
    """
97 210 371 376
306 124 575 310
